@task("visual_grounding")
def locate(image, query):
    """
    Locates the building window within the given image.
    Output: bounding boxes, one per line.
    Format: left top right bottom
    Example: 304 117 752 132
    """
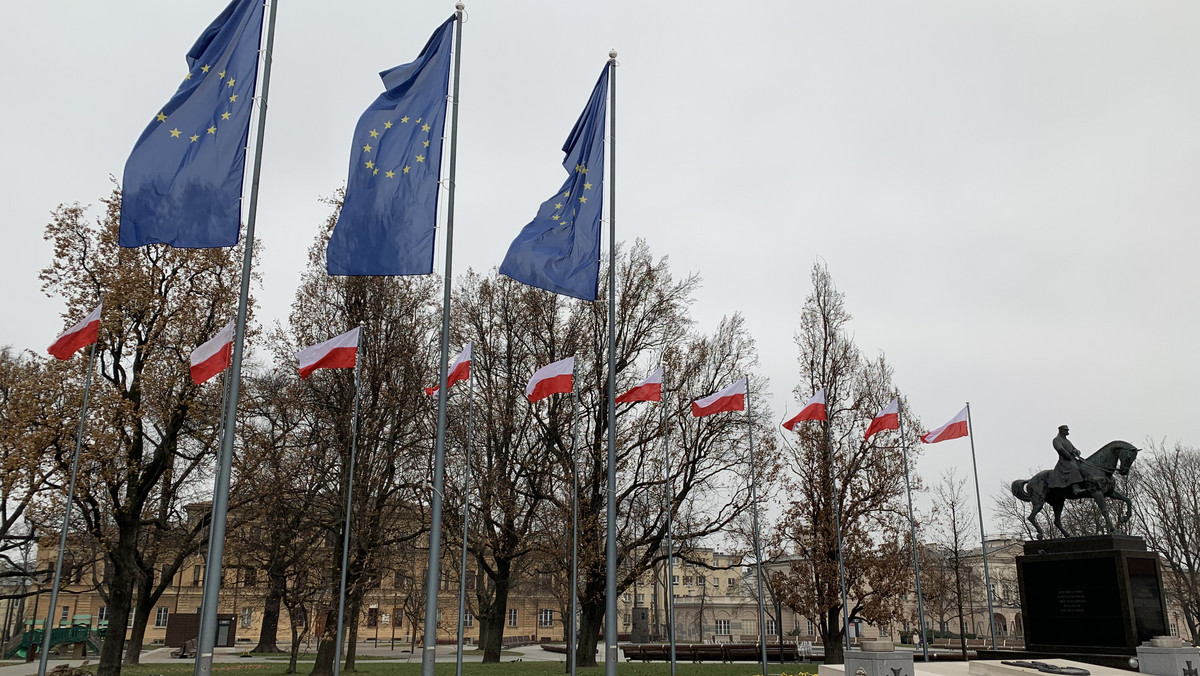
367 608 378 629
635 593 644 604
507 608 518 627
699 576 706 587
671 576 679 585
60 607 69 625
97 607 108 623
766 618 777 635
464 611 473 628
154 607 169 628
727 577 735 587
715 619 730 635
240 608 253 629
807 619 815 635
192 565 202 587
538 609 554 628
623 613 631 627
242 567 257 586
683 576 693 585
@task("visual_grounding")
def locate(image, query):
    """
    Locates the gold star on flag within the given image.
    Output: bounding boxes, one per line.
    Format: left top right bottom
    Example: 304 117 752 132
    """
229 94 238 102
385 170 395 178
369 129 379 138
201 64 210 73
552 215 559 220
403 166 410 174
365 160 375 169
584 182 592 190
580 166 588 173
185 73 192 81
563 191 570 197
156 112 168 122
218 70 226 78
221 112 231 120
579 196 587 203
423 140 429 147
190 134 199 142
207 126 217 134
373 168 378 175
400 116 409 124
384 121 394 129
227 78 235 87
169 128 181 138
363 144 372 153
415 117 422 124
554 203 562 209
415 154 425 163
421 123 431 132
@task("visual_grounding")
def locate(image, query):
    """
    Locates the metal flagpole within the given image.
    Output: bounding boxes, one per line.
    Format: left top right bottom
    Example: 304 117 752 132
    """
421 6 465 674
824 416 852 653
660 382 677 676
454 362 475 676
897 407 928 662
568 363 581 676
36 341 98 676
965 403 998 649
745 379 769 676
194 0 278 672
604 48 620 676
332 332 364 676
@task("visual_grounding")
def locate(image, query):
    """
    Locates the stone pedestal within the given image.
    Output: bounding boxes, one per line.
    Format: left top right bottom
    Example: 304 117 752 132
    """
1018 535 1169 656
844 640 915 676
1135 636 1200 676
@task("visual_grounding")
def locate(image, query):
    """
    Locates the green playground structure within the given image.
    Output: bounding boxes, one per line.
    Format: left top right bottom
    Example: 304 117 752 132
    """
4 625 101 660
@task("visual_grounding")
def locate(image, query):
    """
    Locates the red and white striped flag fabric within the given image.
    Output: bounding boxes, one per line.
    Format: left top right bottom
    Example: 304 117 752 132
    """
616 366 663 404
297 327 360 379
782 389 826 431
425 343 472 396
921 406 969 444
865 399 900 441
691 378 746 417
48 302 102 360
526 356 574 402
190 322 234 385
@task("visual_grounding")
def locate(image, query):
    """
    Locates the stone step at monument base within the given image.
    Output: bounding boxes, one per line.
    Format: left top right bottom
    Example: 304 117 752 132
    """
821 658 1135 676
977 650 1138 672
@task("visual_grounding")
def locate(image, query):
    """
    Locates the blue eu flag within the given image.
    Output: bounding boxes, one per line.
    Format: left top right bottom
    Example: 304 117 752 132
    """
326 17 456 276
499 65 609 301
119 0 265 248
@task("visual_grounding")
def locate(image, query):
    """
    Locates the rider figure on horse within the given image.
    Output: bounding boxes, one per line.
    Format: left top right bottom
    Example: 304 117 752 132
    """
1049 425 1087 493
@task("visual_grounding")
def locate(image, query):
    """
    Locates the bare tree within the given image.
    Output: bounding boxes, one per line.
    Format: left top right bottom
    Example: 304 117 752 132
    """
931 469 975 659
772 263 917 665
39 190 246 676
1129 440 1200 640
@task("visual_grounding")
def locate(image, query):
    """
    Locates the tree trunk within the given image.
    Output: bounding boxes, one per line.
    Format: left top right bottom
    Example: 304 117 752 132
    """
253 567 287 653
123 572 154 665
954 562 968 659
823 607 844 665
96 525 138 676
480 575 508 663
576 595 604 669
308 607 339 676
344 599 360 672
286 611 301 674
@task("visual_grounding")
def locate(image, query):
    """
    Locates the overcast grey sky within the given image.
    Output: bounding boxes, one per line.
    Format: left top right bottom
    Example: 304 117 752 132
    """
2 1 1198 530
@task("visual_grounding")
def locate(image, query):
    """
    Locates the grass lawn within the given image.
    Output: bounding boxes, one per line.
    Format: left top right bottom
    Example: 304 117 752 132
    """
97 661 818 676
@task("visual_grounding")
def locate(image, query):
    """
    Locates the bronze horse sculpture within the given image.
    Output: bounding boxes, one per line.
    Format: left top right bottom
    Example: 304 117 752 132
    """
1010 440 1139 539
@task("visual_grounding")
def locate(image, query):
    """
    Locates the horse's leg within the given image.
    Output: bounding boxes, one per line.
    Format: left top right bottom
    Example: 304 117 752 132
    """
1091 484 1115 534
1109 488 1134 528
1027 494 1046 540
1051 496 1071 538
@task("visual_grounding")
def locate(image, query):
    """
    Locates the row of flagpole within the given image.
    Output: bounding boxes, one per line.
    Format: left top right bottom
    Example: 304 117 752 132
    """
34 1 1004 673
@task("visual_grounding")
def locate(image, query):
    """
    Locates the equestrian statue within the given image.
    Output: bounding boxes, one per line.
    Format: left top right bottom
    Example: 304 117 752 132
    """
1010 425 1139 539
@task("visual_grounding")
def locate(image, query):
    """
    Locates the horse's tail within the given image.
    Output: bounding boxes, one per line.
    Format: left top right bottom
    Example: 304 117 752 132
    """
1011 479 1033 502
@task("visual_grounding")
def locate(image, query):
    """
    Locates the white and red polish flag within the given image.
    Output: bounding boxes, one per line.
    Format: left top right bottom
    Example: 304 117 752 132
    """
190 322 234 385
865 399 900 441
921 406 969 444
691 378 746 417
425 343 472 396
526 356 574 402
297 327 361 379
616 366 663 404
782 389 826 431
48 302 103 360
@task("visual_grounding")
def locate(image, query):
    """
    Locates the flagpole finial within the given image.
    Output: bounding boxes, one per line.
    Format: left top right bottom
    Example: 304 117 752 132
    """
609 49 617 61
456 3 464 10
